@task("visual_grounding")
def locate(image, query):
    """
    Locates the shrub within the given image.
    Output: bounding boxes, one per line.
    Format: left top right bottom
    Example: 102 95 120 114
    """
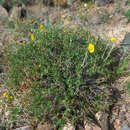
4 24 127 129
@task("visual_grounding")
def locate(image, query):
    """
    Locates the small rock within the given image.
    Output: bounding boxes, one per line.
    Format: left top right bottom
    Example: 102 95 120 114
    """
125 112 130 124
122 105 127 112
120 33 130 48
114 119 121 130
95 111 103 120
97 0 113 6
85 124 91 130
85 123 101 130
122 0 129 6
15 126 32 130
36 124 52 130
120 111 126 122
112 105 120 116
121 121 130 130
0 5 8 16
91 124 101 130
9 6 21 21
0 5 8 22
110 14 121 24
9 4 26 21
67 0 76 5
63 123 75 130
95 111 109 130
100 113 109 130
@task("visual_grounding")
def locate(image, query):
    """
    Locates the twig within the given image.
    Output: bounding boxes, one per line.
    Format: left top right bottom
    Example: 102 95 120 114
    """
104 44 114 61
81 51 88 67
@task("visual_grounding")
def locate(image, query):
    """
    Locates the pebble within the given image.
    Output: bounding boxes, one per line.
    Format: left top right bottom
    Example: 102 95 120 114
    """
63 123 75 130
0 5 8 18
114 119 121 130
97 0 113 6
36 124 52 130
121 121 130 130
67 0 76 5
85 123 101 130
15 126 32 130
120 33 130 48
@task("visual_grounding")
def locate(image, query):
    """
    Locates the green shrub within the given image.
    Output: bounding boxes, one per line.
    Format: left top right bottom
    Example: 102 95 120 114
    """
4 24 127 129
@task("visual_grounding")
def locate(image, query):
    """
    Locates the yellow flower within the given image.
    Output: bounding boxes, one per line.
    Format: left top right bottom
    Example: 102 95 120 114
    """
6 96 13 101
38 64 41 68
63 29 66 33
3 92 8 98
40 25 44 30
110 38 117 44
88 43 95 53
30 34 35 41
9 96 13 100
